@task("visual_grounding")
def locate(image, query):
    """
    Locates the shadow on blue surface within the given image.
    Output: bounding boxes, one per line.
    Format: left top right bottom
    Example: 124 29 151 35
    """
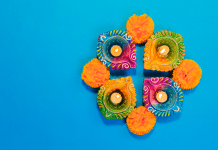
110 68 136 77
97 104 154 139
156 113 181 123
127 126 154 139
82 80 99 93
143 70 173 78
183 87 197 95
135 43 146 47
97 105 126 125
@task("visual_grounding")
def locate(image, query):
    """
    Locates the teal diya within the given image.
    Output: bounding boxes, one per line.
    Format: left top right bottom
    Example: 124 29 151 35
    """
97 30 136 70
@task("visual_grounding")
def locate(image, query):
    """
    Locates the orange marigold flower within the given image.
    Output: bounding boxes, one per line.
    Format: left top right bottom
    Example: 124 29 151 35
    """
126 106 156 135
82 58 110 88
126 14 154 44
173 59 202 89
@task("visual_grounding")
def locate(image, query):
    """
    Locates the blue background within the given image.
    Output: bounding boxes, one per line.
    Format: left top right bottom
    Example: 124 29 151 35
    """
0 0 217 150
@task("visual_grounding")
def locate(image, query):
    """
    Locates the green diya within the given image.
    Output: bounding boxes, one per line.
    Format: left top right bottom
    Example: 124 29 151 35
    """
144 30 185 72
97 77 136 119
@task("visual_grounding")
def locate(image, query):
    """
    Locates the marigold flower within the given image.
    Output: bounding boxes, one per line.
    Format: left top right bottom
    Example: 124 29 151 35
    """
82 58 110 88
173 59 202 89
127 14 154 44
126 106 156 135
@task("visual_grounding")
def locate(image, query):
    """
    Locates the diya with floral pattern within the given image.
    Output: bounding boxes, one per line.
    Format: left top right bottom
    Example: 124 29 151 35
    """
97 30 136 70
143 77 183 117
97 77 136 119
144 30 185 72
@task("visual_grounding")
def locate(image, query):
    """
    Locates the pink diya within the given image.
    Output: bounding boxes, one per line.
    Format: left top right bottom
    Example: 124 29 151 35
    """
143 77 183 117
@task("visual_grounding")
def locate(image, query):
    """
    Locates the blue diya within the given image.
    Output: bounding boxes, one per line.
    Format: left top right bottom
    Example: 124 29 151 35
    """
143 77 183 117
97 30 136 70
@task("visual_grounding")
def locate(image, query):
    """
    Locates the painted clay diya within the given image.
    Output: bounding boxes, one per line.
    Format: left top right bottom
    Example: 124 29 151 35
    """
97 30 136 70
144 30 185 72
97 77 136 119
143 77 183 117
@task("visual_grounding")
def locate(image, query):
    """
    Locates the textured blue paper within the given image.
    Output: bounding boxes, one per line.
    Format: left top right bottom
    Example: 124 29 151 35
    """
0 0 217 150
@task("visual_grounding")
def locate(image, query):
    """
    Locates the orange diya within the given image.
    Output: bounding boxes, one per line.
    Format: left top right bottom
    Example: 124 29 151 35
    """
144 30 185 72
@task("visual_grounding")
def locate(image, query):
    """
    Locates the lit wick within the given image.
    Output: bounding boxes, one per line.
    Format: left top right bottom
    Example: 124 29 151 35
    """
155 91 168 103
110 92 122 105
110 45 122 57
157 45 170 57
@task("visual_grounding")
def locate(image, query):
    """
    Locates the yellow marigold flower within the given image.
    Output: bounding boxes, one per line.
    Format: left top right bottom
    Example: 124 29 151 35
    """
173 59 202 89
126 14 154 44
82 58 110 88
126 106 156 135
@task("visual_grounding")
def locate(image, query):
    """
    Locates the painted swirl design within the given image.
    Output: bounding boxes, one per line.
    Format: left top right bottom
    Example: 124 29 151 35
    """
97 30 137 70
144 30 185 72
143 77 184 117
